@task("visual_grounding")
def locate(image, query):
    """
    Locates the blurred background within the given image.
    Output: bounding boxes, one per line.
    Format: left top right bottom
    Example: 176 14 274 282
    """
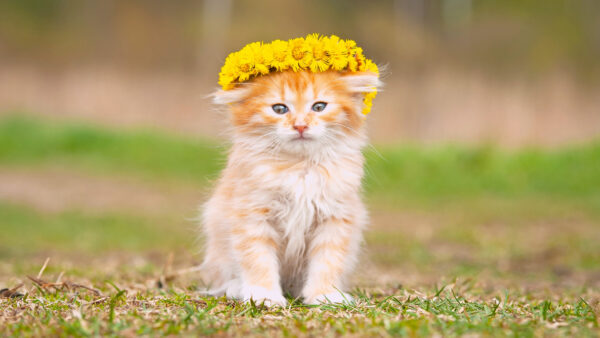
2 0 600 145
0 0 599 292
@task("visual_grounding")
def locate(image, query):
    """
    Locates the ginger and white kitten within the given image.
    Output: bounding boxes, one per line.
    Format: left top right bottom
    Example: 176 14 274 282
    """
200 70 381 306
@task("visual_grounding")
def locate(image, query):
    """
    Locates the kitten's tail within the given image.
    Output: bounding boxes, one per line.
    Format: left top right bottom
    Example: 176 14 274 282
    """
158 263 233 297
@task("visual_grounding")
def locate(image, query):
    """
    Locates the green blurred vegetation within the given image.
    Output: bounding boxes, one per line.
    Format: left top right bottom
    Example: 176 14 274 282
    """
365 143 600 202
2 115 599 202
0 115 223 184
0 203 189 258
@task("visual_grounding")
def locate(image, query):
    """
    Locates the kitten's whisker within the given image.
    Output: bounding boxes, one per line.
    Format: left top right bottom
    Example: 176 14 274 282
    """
326 123 384 185
330 122 385 161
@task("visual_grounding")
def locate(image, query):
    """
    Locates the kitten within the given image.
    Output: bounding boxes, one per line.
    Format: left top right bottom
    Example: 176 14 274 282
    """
200 69 381 306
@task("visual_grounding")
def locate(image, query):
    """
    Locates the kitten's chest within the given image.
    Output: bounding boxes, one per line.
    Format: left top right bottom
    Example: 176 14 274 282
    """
283 165 327 201
267 161 361 217
271 165 335 261
270 163 334 203
246 156 363 221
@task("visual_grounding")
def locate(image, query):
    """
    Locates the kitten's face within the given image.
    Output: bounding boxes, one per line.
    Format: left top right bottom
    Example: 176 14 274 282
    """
214 70 380 155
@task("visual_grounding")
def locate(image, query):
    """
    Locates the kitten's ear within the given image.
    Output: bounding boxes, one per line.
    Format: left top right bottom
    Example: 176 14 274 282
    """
211 86 252 105
341 72 383 94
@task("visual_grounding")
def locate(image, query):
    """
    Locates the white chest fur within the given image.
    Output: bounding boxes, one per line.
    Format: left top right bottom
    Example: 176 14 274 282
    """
257 156 363 263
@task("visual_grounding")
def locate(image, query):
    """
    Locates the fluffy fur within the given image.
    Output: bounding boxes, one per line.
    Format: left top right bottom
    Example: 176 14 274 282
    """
200 70 382 306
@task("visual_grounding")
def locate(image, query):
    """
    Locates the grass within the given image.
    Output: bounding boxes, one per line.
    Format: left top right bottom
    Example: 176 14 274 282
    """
1 114 599 336
365 143 600 202
0 115 224 185
0 203 192 258
2 115 600 201
2 268 598 337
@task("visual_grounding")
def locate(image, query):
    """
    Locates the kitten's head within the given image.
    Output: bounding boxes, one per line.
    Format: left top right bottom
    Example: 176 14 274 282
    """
213 70 381 156
214 71 381 154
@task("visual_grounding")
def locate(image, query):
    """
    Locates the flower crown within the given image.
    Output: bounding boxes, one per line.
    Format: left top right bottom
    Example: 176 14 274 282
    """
218 34 379 115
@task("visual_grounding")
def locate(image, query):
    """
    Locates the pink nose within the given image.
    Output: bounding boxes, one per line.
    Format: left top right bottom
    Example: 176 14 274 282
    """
294 125 308 134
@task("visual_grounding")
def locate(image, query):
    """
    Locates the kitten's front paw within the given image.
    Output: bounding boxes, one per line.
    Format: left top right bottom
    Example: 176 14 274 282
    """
305 291 354 305
241 285 287 307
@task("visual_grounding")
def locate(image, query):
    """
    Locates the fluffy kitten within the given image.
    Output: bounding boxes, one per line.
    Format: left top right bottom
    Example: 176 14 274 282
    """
200 69 381 306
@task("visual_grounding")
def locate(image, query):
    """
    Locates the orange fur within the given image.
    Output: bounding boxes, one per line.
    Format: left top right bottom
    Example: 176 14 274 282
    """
201 69 381 306
230 71 367 130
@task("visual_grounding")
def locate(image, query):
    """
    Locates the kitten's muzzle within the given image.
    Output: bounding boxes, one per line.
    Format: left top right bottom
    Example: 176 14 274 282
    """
293 125 308 137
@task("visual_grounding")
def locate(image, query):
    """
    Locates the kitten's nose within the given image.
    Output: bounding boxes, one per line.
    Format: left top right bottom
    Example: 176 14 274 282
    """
294 125 308 135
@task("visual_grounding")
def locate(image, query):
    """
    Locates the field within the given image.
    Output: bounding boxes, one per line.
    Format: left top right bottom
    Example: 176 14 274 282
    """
1 115 599 336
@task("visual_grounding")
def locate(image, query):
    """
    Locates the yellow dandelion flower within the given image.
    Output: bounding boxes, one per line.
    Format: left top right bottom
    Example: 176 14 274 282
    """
363 59 379 74
360 59 378 114
346 46 362 72
344 39 358 71
234 51 256 82
218 53 239 89
325 35 348 71
218 71 235 89
344 39 357 51
305 34 329 72
362 92 377 115
217 34 379 114
243 42 270 75
287 37 312 71
269 39 289 71
354 47 367 72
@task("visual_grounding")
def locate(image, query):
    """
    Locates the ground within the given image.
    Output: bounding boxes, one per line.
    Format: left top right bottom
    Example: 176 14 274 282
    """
0 116 599 336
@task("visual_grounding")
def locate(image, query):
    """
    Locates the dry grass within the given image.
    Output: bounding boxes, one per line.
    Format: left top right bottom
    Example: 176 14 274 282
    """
2 257 598 337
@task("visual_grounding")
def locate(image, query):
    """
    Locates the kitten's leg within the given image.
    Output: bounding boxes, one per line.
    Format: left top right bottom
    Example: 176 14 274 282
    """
200 202 236 295
200 239 233 296
301 216 362 305
231 219 286 307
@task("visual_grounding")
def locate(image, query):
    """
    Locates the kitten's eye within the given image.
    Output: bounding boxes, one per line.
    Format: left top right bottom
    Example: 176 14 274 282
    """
272 104 289 114
311 102 327 112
